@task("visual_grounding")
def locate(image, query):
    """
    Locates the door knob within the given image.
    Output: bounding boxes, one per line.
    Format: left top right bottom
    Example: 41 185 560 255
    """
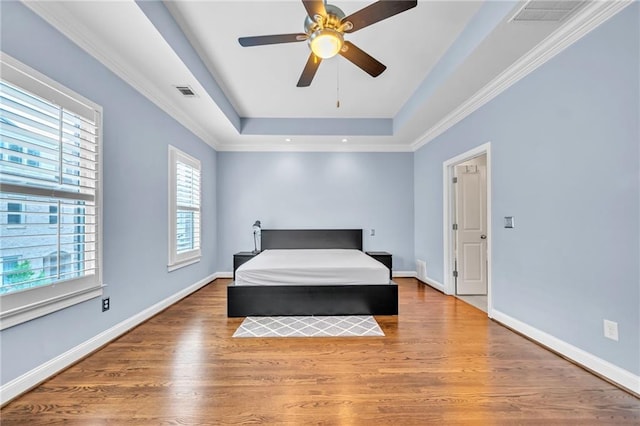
480 234 487 239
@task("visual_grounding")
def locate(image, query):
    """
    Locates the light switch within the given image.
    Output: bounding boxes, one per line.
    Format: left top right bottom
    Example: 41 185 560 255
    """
504 216 514 228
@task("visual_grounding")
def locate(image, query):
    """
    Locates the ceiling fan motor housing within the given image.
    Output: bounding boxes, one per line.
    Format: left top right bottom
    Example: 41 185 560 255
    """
304 4 346 34
304 4 348 58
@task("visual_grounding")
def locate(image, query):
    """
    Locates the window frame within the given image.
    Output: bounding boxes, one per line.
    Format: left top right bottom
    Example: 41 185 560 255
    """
0 53 103 330
167 145 201 271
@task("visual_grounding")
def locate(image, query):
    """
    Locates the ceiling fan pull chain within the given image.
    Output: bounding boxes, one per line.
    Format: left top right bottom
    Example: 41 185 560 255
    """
336 58 340 108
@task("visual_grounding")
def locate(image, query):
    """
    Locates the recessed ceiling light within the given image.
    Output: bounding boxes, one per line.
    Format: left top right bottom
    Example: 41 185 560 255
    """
341 138 348 143
285 138 292 142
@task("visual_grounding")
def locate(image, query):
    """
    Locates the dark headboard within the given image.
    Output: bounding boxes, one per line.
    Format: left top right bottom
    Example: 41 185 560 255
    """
260 229 363 251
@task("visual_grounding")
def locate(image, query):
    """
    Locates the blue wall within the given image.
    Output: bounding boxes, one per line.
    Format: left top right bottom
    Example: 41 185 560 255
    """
217 152 414 271
414 4 639 374
0 2 218 384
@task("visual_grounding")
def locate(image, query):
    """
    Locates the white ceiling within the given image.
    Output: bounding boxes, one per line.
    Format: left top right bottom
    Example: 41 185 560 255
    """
23 0 619 152
167 1 482 118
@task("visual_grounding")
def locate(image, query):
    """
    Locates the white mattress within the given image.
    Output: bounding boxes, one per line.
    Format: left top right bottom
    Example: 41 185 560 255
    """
234 249 390 286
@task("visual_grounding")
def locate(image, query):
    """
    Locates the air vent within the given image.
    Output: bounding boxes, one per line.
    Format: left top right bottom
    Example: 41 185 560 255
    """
511 1 584 22
175 85 197 97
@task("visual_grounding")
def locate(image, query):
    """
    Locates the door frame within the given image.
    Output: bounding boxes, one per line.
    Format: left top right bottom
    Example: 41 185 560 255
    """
443 142 492 316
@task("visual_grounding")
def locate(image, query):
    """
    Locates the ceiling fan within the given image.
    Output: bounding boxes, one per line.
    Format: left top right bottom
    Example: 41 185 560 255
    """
238 0 418 87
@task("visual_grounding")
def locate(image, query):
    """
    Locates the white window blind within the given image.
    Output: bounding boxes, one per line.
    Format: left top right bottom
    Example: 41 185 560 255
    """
168 145 201 270
0 53 102 330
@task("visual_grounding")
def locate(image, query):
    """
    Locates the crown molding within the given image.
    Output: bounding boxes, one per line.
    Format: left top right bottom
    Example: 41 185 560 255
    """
410 0 633 152
21 0 632 154
215 143 414 153
22 1 221 150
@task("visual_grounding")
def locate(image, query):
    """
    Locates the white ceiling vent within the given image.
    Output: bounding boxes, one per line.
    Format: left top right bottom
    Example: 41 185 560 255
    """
175 85 197 97
511 1 584 22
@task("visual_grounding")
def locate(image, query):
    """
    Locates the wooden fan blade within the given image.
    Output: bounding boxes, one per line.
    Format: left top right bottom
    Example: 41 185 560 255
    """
297 53 322 87
239 33 307 47
302 0 326 19
339 41 386 77
342 0 417 33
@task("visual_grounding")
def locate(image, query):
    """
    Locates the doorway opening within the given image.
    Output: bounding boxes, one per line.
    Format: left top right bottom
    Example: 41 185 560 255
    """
443 143 492 315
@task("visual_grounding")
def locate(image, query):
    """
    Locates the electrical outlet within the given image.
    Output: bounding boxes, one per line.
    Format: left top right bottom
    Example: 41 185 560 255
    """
102 297 110 312
370 229 375 236
603 319 618 341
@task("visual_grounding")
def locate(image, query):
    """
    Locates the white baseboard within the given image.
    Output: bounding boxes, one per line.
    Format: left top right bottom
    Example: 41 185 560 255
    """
212 272 233 280
5 275 637 404
392 270 416 278
0 272 217 406
491 309 640 395
418 275 445 293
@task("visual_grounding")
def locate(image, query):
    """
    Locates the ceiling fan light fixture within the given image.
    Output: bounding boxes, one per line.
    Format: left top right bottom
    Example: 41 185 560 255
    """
239 0 418 86
309 28 343 59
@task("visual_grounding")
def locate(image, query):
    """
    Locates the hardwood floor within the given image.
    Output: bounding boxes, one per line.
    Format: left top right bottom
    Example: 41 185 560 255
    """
2 278 639 424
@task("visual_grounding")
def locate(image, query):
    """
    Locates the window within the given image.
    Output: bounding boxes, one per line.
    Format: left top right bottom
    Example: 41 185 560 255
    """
0 53 102 330
168 145 201 271
7 202 23 224
26 148 40 167
7 143 22 163
49 204 58 224
2 256 20 285
43 251 71 280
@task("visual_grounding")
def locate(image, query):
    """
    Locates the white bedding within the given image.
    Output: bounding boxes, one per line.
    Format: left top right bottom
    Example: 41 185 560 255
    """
234 249 390 286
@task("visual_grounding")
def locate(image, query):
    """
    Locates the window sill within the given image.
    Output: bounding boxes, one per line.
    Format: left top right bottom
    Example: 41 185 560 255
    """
1 284 103 330
167 256 201 272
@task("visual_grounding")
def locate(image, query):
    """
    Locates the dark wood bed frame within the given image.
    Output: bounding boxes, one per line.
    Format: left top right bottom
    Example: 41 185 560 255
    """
227 229 398 317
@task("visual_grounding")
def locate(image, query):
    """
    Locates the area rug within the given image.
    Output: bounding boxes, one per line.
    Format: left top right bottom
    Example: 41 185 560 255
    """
233 315 384 337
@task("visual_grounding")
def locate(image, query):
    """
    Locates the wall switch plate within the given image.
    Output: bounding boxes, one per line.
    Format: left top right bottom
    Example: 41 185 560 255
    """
603 319 618 341
370 229 375 236
102 297 110 312
504 216 515 228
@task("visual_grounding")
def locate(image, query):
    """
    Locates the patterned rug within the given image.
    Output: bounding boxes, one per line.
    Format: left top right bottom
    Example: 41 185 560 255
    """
233 315 384 338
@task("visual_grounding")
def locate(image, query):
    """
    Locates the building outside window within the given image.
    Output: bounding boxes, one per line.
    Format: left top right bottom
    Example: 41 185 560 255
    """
7 202 23 224
2 256 20 286
43 251 71 280
49 205 58 225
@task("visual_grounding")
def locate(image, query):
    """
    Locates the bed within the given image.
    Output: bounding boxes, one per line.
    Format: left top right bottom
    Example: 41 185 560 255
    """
227 229 398 317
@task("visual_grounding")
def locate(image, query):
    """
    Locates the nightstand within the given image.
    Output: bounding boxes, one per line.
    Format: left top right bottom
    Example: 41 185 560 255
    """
233 251 258 280
366 251 392 279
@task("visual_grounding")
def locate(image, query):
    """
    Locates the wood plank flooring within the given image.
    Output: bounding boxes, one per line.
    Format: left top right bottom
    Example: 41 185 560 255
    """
2 278 639 424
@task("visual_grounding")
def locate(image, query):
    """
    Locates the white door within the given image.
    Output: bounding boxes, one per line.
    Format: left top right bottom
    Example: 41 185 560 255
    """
455 161 487 295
